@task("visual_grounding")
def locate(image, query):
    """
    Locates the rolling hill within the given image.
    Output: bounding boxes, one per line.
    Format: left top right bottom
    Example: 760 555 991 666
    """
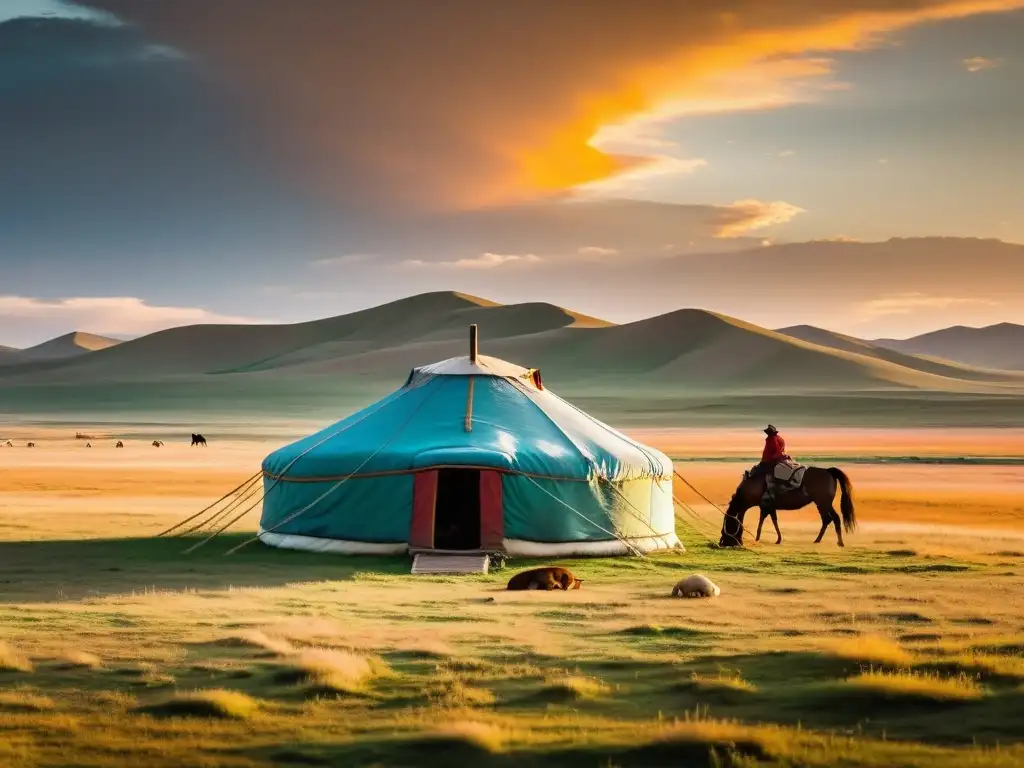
1 293 1021 401
0 292 606 383
0 331 121 365
874 323 1024 371
775 325 1016 381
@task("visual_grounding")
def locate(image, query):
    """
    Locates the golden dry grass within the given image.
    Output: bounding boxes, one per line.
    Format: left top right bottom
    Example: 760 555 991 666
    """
425 721 509 752
272 648 386 693
54 650 102 670
538 674 612 701
0 690 56 712
137 689 262 719
0 640 32 672
846 668 985 702
823 634 916 667
0 425 1021 766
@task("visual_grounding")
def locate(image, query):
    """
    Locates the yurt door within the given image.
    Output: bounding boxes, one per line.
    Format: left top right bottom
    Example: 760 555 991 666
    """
409 469 503 551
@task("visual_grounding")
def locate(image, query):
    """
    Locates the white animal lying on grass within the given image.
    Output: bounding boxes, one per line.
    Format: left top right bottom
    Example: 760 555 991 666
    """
671 574 721 598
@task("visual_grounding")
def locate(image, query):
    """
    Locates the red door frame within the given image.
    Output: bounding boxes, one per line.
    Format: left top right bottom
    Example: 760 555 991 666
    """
409 468 504 551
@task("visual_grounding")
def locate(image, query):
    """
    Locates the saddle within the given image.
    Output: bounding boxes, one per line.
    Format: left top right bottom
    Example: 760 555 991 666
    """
763 459 806 502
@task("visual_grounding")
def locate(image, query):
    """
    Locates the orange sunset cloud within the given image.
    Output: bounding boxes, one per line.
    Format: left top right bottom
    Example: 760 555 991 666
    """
89 0 1024 211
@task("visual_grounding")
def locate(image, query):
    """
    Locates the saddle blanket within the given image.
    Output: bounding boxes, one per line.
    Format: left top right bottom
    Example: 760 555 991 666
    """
771 459 806 488
763 459 806 502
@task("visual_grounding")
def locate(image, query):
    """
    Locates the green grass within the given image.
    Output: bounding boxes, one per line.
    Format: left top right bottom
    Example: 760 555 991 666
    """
0 526 1020 765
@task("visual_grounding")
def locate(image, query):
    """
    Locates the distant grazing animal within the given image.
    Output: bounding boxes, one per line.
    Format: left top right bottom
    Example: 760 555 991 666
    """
26 442 35 448
506 566 583 591
85 442 92 448
152 440 164 447
672 574 721 598
720 466 856 548
191 433 207 447
4 440 11 448
115 441 124 448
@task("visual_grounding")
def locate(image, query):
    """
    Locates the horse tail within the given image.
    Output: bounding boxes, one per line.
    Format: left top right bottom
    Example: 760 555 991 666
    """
827 467 856 533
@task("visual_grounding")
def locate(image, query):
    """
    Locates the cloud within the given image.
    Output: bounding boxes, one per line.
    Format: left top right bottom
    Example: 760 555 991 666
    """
715 200 806 237
573 155 708 197
778 150 796 157
577 246 619 257
86 0 1024 210
299 198 778 269
311 253 374 267
0 296 260 344
856 292 1000 318
962 56 1003 72
405 252 541 270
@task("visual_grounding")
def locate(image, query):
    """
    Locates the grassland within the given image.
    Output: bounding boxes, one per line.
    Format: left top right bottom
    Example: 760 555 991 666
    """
0 429 1022 767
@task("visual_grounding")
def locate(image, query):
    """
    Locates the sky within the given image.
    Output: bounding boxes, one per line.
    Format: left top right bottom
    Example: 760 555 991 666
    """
1 0 1022 346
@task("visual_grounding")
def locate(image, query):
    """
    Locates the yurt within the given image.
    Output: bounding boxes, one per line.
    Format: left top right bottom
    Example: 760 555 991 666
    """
258 327 681 557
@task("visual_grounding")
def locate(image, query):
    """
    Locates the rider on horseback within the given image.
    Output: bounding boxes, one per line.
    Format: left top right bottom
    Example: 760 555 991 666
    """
750 424 790 478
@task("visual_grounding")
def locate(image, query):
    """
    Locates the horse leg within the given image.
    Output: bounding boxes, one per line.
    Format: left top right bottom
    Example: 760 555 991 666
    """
828 502 845 547
756 508 768 542
813 503 830 544
770 510 782 544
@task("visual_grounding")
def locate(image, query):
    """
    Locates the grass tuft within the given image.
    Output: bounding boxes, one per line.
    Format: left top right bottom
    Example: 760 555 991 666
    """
272 648 385 694
846 668 984 703
213 630 294 656
54 650 102 670
824 634 914 667
426 678 496 708
0 641 32 673
425 721 507 752
0 691 56 712
674 671 758 704
136 689 262 719
619 624 706 639
940 653 1024 682
535 674 611 702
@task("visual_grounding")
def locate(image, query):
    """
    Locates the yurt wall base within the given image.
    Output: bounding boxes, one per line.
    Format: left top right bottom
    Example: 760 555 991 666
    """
256 527 682 557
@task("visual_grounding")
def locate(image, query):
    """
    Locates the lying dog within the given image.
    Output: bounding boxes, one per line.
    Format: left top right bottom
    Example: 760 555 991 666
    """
506 566 583 591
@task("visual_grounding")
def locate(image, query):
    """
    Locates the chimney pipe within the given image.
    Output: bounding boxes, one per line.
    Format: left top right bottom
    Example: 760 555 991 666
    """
469 324 478 363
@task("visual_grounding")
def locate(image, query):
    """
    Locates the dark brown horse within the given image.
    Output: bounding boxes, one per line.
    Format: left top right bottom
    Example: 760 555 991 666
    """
719 467 856 547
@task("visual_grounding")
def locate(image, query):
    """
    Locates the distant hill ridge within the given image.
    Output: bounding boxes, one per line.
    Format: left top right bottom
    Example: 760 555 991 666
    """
0 292 1021 397
873 322 1024 371
0 331 121 365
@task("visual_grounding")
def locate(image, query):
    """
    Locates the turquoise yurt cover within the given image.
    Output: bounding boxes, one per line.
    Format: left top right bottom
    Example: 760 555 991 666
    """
258 353 680 556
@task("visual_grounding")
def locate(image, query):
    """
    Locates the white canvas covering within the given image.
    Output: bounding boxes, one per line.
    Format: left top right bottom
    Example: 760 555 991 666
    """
257 525 681 557
406 354 540 388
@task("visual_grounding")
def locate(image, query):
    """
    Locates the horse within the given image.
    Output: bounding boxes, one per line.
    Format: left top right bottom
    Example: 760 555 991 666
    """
4 440 12 448
719 466 856 548
115 441 124 448
26 442 35 448
191 433 207 447
152 440 163 447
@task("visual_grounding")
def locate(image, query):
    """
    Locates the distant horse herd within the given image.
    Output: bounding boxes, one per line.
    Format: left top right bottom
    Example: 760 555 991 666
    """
1 433 206 449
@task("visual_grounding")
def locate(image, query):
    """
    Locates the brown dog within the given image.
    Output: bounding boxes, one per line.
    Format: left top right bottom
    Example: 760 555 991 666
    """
506 566 583 591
